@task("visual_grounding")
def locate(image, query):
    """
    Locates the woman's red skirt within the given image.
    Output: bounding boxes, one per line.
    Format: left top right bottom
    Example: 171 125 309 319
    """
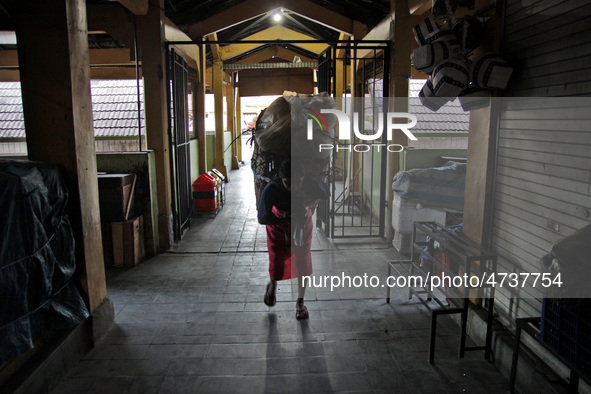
266 207 313 280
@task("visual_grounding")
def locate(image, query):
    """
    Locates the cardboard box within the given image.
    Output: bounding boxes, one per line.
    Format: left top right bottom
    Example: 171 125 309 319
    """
98 173 136 222
111 215 144 267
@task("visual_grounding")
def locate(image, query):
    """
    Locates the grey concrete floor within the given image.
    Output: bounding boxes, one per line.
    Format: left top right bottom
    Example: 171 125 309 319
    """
53 164 510 393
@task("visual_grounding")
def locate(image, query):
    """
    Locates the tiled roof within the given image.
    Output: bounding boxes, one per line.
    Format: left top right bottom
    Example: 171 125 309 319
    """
0 80 145 139
409 79 470 134
0 83 24 138
0 79 467 139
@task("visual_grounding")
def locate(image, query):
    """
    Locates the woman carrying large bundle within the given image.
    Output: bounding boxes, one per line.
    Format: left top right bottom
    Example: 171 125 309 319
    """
257 159 327 320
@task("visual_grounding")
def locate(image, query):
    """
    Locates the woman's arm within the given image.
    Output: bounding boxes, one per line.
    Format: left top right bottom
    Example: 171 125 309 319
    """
257 184 289 225
258 215 289 225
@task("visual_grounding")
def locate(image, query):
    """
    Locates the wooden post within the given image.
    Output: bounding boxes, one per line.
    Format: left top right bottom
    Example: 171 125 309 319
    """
386 0 415 242
463 105 499 246
212 59 227 177
225 82 235 168
335 60 344 99
334 33 348 100
15 0 106 312
333 43 347 180
137 0 173 249
462 0 503 247
196 42 207 173
235 86 242 163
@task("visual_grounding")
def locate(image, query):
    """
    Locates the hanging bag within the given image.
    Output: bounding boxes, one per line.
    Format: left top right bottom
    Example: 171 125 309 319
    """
431 59 470 97
470 52 513 89
419 78 450 111
413 15 440 46
412 40 461 74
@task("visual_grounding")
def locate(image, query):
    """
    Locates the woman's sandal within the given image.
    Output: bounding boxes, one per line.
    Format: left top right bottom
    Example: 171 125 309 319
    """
264 282 276 307
295 305 309 320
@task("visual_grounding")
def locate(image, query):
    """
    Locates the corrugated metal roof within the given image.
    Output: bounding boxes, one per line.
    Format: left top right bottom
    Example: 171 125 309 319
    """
0 80 145 139
409 79 470 134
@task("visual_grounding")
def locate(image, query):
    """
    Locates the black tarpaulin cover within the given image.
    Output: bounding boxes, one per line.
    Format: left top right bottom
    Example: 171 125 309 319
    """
0 160 89 364
541 224 591 298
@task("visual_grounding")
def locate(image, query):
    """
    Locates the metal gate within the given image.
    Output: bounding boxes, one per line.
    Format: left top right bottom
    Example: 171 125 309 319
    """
316 42 390 238
168 49 192 242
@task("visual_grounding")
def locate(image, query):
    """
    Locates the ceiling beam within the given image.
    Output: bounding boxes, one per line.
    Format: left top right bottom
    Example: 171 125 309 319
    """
354 1 433 65
335 32 349 59
110 0 148 15
89 48 135 65
0 48 135 67
409 0 432 15
186 0 360 39
225 62 316 70
87 3 135 48
90 67 143 80
0 70 19 81
282 12 324 40
208 33 221 61
234 47 315 64
223 43 319 64
223 14 271 42
204 65 232 88
165 16 200 75
217 25 328 61
0 50 18 67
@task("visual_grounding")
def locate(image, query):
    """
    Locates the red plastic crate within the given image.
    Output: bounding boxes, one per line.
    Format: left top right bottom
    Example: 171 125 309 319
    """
192 173 218 212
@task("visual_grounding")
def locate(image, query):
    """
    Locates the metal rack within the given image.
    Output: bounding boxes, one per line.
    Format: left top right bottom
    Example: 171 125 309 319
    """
510 316 590 393
387 221 497 363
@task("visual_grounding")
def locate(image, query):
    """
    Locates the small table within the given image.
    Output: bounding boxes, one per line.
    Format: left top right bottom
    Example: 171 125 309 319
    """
387 221 497 364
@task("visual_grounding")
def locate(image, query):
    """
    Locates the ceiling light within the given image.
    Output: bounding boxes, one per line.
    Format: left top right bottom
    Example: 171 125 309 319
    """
273 12 282 22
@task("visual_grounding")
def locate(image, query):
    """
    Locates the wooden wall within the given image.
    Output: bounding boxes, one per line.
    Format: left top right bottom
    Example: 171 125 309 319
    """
0 139 146 155
95 139 147 152
238 68 314 96
490 0 591 327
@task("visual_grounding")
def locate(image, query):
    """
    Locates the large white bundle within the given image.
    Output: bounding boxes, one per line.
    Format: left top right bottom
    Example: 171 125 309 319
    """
284 92 336 163
413 15 440 46
431 59 470 98
254 97 291 156
471 53 513 89
427 30 459 44
419 78 450 112
392 193 447 234
451 16 486 51
432 0 459 19
412 40 461 74
458 86 491 111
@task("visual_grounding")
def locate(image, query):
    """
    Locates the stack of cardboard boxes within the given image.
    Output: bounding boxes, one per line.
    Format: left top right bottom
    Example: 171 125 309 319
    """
98 173 144 267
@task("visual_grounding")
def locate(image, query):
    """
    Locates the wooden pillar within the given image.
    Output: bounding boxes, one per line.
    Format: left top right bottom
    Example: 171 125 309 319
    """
463 105 499 246
386 0 415 241
333 41 347 179
196 44 207 173
15 0 106 312
335 33 348 100
137 0 173 249
335 60 345 99
212 59 227 177
462 0 504 247
225 82 235 168
235 87 242 163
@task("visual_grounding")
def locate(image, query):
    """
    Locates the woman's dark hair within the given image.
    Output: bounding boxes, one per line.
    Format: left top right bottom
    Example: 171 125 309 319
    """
278 158 304 179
